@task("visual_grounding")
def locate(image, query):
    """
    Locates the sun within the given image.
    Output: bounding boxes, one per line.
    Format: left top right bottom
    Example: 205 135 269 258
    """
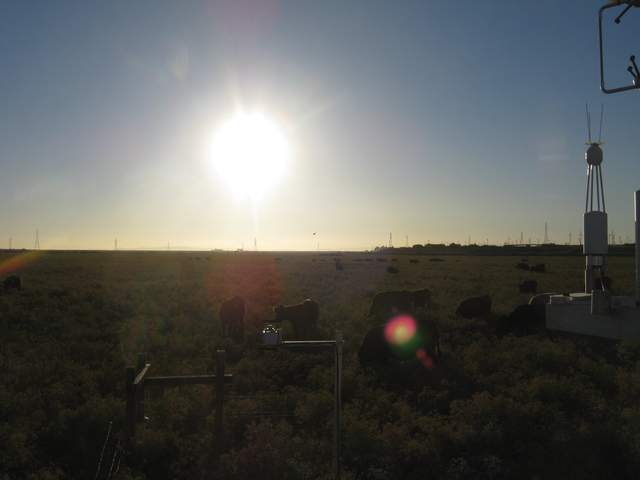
211 111 289 202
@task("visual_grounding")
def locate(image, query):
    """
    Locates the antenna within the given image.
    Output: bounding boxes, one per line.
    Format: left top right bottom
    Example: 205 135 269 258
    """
586 104 592 143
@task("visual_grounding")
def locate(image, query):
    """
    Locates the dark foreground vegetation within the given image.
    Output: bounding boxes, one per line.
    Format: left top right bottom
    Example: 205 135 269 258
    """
1 250 639 479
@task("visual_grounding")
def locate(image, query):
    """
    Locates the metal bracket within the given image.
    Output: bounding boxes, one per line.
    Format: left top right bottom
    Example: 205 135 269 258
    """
599 1 640 94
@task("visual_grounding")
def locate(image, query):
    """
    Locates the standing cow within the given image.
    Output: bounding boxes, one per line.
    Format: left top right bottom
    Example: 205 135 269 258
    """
273 298 319 340
455 295 492 319
359 313 440 367
220 296 246 343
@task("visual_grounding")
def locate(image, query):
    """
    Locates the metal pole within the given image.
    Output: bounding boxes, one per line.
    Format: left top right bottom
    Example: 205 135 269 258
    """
125 367 136 449
213 349 226 461
334 331 343 480
635 190 640 305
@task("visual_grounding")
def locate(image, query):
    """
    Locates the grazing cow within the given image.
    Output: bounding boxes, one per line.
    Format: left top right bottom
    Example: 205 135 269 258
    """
519 280 538 294
530 263 546 273
359 315 440 367
455 295 492 319
369 289 432 319
429 258 445 262
516 262 530 271
3 275 21 291
386 266 399 274
220 296 246 343
273 298 319 340
497 304 545 336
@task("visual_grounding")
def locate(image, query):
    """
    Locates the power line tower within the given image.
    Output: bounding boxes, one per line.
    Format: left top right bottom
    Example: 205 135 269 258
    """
34 229 40 250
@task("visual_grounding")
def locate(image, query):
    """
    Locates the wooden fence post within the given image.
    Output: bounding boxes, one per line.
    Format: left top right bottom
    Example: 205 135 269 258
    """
125 366 136 448
213 349 226 461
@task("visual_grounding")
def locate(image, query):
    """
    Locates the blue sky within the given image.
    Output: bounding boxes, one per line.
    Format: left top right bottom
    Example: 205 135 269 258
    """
0 0 638 250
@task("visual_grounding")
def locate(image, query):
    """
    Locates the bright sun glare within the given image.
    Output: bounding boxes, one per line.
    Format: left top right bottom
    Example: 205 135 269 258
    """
211 112 289 201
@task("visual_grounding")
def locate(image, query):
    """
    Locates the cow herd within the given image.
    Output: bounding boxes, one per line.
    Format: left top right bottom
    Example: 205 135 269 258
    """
217 285 549 370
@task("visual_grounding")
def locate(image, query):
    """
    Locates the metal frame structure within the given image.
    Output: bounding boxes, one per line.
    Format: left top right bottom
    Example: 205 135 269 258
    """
265 332 344 480
599 1 640 94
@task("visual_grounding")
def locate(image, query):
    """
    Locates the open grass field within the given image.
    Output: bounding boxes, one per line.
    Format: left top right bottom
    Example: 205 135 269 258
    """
2 250 639 479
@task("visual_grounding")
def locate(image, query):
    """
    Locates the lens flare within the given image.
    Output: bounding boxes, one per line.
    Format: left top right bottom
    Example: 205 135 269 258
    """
0 251 41 276
384 314 417 347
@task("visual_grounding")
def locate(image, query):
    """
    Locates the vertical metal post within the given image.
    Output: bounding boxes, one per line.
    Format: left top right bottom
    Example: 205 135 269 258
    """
213 349 226 461
334 332 343 480
635 191 640 305
125 367 136 448
136 353 146 421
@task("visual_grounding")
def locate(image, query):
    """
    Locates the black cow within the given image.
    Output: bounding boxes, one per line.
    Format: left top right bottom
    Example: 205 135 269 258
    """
369 289 432 319
3 275 21 291
516 262 530 271
497 304 545 336
455 295 491 319
359 314 440 367
519 280 538 294
530 263 546 273
220 296 245 343
273 298 319 340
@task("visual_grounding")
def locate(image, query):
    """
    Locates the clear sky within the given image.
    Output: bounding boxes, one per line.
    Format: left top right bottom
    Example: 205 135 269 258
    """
1 0 638 251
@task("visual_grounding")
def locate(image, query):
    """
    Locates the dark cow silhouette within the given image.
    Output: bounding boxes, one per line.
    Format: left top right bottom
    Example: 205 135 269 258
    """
359 315 440 367
456 295 491 319
497 304 545 336
369 289 432 319
274 298 319 340
3 275 21 291
519 280 538 294
386 266 399 274
516 262 530 271
220 296 245 343
530 263 546 273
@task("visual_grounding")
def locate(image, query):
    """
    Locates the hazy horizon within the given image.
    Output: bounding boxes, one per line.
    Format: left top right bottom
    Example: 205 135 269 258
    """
2 1 639 251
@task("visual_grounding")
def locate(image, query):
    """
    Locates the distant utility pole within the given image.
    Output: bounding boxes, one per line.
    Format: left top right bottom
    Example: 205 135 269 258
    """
569 232 572 245
254 237 257 251
34 229 40 250
405 235 409 248
115 238 118 251
579 231 583 246
389 232 392 248
9 237 12 250
544 222 549 244
520 232 524 245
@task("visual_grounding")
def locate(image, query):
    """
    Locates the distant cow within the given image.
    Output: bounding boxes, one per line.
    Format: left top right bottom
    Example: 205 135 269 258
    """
516 262 530 271
359 315 440 367
220 296 245 343
3 275 21 291
530 263 546 273
455 295 492 319
369 289 432 319
386 266 399 274
274 298 319 340
519 280 538 294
